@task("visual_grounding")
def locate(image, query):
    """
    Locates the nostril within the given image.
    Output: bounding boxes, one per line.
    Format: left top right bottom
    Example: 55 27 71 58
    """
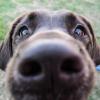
18 59 42 77
61 56 83 74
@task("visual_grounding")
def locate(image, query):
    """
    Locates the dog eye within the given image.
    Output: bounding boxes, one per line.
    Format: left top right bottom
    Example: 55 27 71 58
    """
18 26 30 37
74 25 85 37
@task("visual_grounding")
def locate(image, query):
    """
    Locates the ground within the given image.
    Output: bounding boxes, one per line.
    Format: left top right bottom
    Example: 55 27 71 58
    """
0 0 100 100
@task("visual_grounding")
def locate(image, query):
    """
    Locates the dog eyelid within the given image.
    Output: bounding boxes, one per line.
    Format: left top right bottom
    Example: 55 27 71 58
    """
20 29 29 36
18 26 30 37
74 24 86 37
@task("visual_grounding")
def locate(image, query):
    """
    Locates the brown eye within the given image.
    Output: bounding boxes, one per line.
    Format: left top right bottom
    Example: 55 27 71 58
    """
18 26 30 37
74 25 85 37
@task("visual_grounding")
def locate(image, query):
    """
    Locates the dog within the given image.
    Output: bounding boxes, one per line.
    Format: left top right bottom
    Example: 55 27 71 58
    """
0 10 97 100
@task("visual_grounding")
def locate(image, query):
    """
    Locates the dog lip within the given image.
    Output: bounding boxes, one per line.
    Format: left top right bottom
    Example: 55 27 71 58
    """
15 91 64 100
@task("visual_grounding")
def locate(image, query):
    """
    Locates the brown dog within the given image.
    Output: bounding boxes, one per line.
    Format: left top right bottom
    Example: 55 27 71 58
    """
0 10 100 70
0 10 97 100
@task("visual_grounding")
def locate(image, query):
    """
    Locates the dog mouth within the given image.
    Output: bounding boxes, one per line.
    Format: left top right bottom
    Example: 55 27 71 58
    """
10 83 78 100
14 92 66 100
16 92 67 100
8 69 85 100
6 36 95 100
13 87 65 100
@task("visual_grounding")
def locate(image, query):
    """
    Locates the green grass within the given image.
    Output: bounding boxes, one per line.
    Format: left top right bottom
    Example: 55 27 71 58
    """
0 17 6 40
0 0 100 100
89 73 100 100
97 37 100 43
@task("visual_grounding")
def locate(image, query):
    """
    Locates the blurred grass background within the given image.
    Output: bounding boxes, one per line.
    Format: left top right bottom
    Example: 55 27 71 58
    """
0 0 100 100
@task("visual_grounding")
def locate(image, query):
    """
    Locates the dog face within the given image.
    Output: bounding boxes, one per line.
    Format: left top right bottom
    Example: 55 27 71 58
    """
6 31 95 100
0 10 99 70
0 10 97 100
12 10 95 57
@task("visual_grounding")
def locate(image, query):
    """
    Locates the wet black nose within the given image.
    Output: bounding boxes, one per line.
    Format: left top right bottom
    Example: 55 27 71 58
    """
17 40 83 81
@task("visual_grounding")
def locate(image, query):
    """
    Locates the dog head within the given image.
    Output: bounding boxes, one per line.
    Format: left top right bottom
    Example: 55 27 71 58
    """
0 10 96 100
0 10 99 70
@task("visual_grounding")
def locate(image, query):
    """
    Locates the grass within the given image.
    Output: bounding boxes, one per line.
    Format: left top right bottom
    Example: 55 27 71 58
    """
0 0 100 100
89 72 100 100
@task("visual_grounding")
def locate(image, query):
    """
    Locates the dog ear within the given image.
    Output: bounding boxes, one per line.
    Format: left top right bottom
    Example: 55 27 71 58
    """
0 16 24 70
80 16 100 66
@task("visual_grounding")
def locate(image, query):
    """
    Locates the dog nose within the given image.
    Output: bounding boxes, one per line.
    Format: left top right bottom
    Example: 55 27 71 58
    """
17 39 83 82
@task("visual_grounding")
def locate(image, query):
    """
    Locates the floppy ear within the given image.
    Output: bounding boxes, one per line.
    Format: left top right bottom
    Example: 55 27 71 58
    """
0 35 12 70
0 16 24 70
80 16 100 66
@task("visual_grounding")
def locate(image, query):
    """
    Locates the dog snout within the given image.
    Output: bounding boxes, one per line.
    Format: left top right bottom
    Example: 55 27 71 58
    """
6 31 95 100
14 39 84 83
5 11 96 100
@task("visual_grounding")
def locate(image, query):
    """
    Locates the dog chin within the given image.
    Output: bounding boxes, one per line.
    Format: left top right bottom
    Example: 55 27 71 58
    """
12 93 67 100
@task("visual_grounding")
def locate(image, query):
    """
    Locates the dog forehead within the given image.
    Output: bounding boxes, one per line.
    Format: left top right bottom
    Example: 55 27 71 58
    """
26 10 78 21
20 10 79 30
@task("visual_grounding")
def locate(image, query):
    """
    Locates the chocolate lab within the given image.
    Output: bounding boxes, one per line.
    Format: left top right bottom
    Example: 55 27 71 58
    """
0 10 100 70
0 10 97 100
